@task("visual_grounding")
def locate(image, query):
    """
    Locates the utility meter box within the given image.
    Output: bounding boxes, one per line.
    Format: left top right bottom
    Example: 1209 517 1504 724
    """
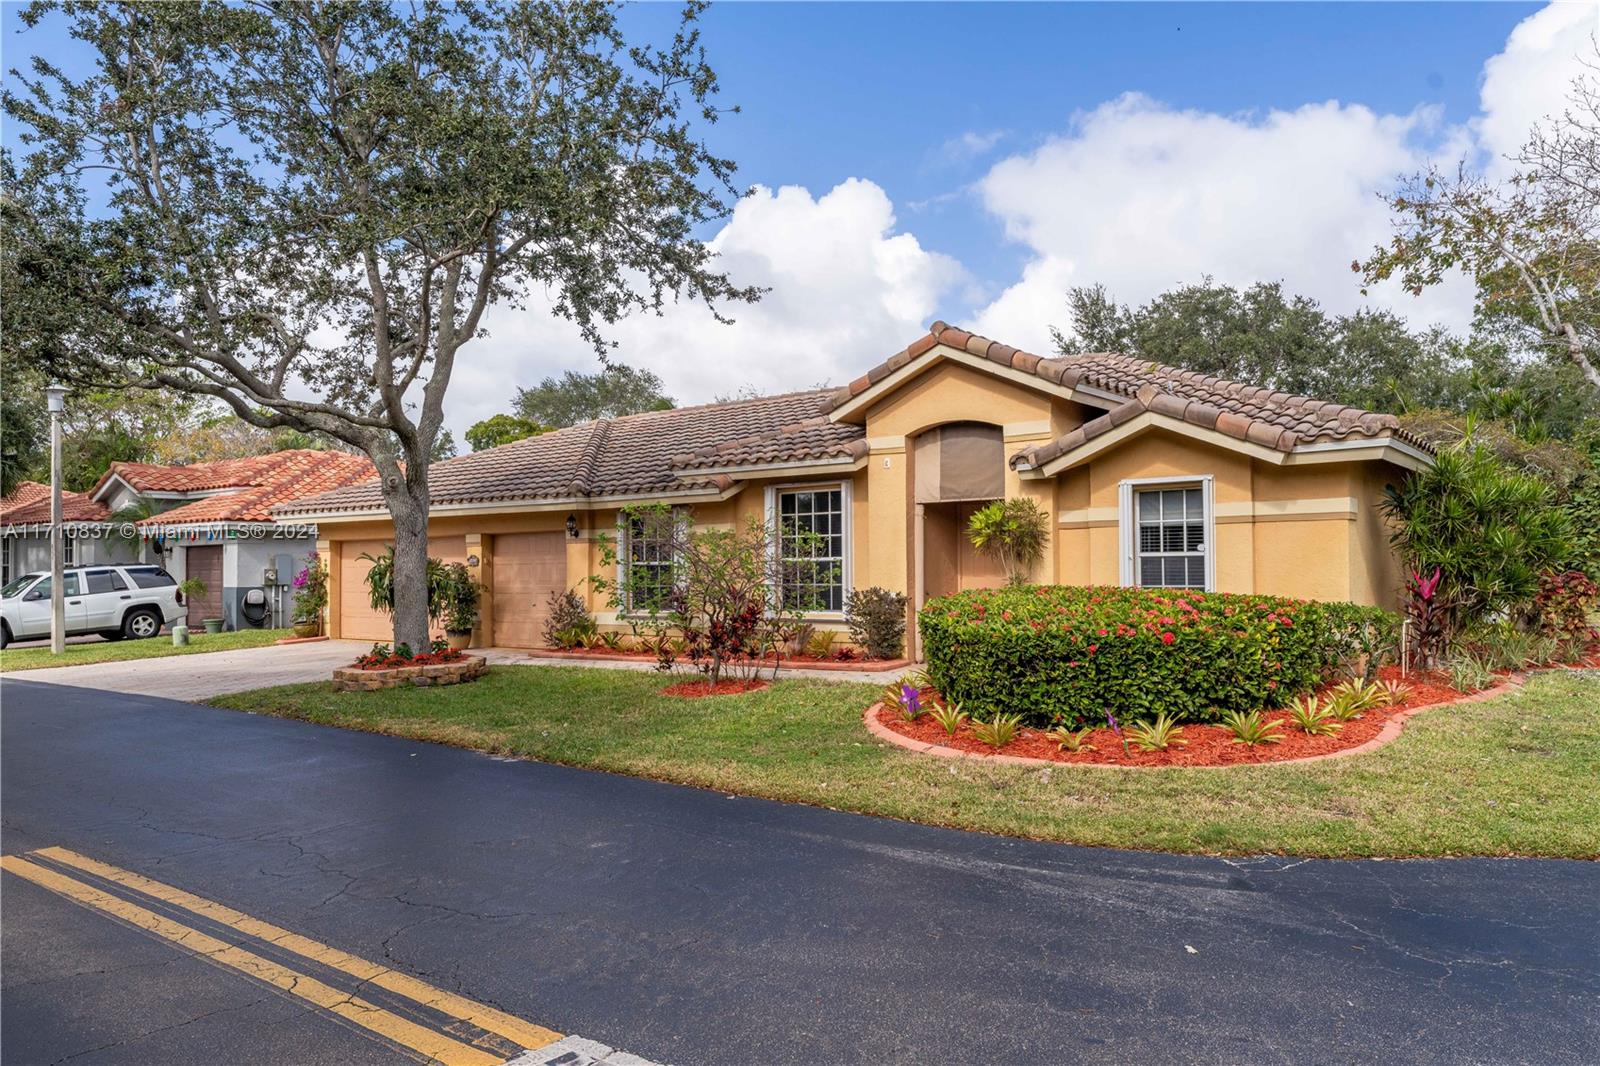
262 568 279 585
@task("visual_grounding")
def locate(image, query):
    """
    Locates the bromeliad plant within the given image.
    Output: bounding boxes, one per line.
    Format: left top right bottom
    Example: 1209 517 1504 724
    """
1285 695 1342 736
931 701 969 737
1220 710 1285 746
1047 725 1096 753
970 712 1023 749
1125 713 1187 752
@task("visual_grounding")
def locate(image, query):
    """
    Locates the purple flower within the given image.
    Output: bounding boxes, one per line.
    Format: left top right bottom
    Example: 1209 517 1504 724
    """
292 567 310 589
900 684 921 716
1106 712 1121 736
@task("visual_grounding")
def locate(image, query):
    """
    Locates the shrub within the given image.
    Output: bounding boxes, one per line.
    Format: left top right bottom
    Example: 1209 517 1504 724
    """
437 563 482 634
919 585 1332 728
543 587 596 648
1445 650 1496 693
967 498 1051 585
1317 601 1401 683
845 587 908 659
358 546 453 623
290 552 328 625
1383 441 1573 645
1532 570 1599 643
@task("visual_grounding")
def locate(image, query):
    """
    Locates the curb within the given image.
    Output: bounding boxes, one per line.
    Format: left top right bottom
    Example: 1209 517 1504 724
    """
526 649 912 673
275 635 330 646
864 673 1531 771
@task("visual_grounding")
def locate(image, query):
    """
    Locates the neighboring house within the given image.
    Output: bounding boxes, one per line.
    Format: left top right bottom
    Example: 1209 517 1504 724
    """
1 482 151 585
83 451 376 630
277 322 1431 655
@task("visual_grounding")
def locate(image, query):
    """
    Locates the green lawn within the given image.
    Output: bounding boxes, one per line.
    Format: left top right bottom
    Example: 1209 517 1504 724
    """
1 628 292 671
211 665 1600 859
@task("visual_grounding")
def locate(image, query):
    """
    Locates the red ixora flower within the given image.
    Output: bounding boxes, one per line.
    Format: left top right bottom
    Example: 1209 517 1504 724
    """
1161 631 1176 645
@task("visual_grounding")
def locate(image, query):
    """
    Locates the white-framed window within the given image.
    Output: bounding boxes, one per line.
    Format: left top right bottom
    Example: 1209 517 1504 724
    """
1 536 10 584
619 507 682 614
1118 476 1214 592
767 482 850 614
61 531 76 567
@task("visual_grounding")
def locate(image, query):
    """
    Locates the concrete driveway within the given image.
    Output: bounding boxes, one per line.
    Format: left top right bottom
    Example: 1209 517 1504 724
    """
0 640 530 701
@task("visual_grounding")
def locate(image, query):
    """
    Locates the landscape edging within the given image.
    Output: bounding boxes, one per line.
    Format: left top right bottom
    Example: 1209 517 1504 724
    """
863 673 1529 770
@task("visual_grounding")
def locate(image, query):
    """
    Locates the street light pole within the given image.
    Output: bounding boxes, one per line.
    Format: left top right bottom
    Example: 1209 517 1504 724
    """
46 383 68 655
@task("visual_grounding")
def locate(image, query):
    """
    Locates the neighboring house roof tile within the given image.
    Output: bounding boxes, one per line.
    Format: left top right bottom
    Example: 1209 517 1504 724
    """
275 390 848 517
1 482 111 525
126 451 376 526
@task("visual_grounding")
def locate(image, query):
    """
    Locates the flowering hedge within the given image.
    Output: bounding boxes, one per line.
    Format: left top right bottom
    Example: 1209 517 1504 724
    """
919 586 1370 727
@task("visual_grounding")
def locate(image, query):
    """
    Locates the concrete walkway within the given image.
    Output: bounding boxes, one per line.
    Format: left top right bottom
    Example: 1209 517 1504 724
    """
0 640 902 701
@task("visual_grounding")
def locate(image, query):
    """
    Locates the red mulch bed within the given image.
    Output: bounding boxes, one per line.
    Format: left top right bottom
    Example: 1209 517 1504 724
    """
348 649 467 671
876 665 1500 767
544 646 890 667
661 678 771 698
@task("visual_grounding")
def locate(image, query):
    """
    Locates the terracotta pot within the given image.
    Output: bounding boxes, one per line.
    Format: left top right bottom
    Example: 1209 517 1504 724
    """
445 630 473 651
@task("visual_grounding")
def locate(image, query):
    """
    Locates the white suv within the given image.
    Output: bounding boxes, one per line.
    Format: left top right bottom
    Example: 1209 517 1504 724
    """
0 565 187 649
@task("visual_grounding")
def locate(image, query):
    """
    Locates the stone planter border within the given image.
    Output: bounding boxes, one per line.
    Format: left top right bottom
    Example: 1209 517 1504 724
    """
864 673 1531 770
332 654 487 692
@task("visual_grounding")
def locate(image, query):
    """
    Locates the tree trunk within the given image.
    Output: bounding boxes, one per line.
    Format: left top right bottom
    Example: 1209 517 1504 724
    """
384 483 433 652
1561 323 1600 392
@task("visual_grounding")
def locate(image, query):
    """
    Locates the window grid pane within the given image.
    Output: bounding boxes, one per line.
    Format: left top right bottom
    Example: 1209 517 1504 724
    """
624 510 678 612
777 487 845 612
1135 486 1206 590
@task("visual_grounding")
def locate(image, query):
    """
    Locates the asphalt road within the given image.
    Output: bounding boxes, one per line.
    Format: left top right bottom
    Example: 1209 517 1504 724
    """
3 678 1597 1065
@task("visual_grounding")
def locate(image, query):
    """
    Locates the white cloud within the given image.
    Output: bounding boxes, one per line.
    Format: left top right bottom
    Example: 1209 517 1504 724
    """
968 94 1472 353
448 179 964 435
970 2 1597 353
1476 1 1597 170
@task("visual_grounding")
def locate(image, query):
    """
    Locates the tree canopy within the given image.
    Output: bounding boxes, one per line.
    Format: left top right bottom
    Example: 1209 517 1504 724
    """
514 365 675 427
464 413 545 452
3 0 755 647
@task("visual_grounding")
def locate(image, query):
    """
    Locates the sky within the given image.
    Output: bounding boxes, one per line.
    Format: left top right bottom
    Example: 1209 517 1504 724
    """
5 1 1598 439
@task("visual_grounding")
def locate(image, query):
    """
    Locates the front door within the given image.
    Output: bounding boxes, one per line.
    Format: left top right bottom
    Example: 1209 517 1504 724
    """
185 546 225 626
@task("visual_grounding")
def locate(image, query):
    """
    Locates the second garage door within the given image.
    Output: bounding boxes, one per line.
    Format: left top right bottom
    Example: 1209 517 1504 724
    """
491 532 567 648
337 536 467 643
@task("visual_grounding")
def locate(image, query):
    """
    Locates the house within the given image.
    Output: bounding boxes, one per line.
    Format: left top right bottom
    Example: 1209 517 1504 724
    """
277 323 1430 655
82 451 376 629
0 482 149 585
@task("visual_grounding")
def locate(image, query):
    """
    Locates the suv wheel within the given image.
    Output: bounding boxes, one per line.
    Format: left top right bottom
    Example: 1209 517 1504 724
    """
122 608 162 641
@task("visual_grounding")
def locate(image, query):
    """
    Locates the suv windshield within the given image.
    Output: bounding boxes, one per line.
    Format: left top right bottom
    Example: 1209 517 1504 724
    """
1 575 41 599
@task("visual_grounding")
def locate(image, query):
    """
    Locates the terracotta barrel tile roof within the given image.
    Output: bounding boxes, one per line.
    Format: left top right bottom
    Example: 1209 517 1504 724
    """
1 481 111 525
277 319 1430 519
136 451 377 526
275 390 856 517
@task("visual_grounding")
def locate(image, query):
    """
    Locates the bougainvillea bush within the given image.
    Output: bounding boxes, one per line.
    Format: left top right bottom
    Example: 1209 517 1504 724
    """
919 586 1388 728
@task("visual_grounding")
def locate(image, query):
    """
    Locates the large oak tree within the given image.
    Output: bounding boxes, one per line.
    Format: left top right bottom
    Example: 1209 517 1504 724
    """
3 0 757 648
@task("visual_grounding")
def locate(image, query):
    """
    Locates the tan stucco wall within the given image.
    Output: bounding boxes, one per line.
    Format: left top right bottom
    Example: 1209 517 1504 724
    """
308 369 1409 647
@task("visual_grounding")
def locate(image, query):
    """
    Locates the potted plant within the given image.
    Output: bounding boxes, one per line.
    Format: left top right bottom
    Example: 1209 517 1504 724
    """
439 563 481 651
177 577 224 633
290 552 328 638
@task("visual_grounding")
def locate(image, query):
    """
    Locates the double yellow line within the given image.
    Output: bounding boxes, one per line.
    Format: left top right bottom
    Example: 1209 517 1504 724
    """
2 846 563 1066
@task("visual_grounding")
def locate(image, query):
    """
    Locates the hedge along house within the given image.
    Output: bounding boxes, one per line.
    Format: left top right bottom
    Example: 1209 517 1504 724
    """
88 451 376 629
278 322 1431 657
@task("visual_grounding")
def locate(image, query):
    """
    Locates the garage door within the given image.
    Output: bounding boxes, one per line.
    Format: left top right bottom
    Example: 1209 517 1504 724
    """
185 546 224 625
491 533 567 648
337 536 467 644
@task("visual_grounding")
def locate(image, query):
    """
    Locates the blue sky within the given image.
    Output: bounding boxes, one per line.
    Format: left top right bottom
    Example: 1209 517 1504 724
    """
4 2 1594 435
